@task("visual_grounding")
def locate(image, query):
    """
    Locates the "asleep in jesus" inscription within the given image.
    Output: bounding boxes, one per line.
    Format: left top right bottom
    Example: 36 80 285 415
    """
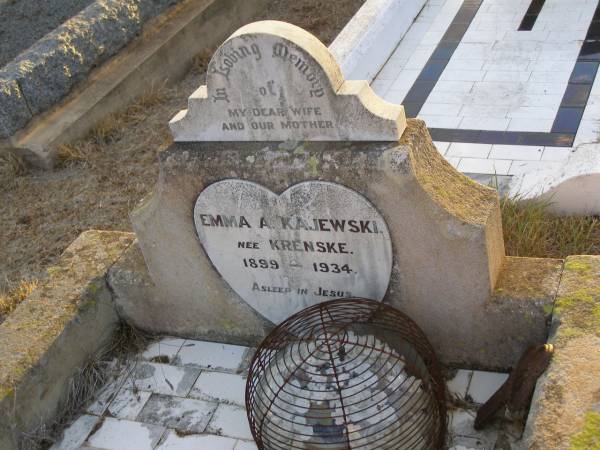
194 180 393 323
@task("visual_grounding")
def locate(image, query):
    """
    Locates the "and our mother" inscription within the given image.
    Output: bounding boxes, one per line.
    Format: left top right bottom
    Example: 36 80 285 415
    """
170 21 405 141
194 181 392 323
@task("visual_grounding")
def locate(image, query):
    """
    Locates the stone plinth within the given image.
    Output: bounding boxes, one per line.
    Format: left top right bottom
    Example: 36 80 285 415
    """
126 120 547 368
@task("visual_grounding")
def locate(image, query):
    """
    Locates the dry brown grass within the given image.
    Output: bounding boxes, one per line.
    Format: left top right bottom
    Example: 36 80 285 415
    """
501 195 600 259
88 85 169 146
0 150 28 186
0 279 38 322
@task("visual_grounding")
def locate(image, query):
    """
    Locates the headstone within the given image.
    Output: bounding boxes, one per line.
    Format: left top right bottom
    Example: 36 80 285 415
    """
128 20 549 368
169 21 405 141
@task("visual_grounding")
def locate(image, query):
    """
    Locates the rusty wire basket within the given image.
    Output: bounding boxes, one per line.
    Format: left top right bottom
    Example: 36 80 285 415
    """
245 298 446 450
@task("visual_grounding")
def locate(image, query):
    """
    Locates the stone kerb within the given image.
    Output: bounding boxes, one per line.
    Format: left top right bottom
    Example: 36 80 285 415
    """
169 20 406 141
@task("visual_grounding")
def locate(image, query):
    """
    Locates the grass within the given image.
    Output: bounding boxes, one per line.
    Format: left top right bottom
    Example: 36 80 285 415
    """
0 279 38 323
501 195 600 259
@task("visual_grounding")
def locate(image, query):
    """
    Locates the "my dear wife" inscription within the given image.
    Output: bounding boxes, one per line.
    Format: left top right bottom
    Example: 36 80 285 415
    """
194 180 393 323
170 21 405 142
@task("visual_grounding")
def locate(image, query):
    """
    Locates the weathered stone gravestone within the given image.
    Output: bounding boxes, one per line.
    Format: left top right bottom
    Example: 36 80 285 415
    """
123 21 559 369
169 21 405 141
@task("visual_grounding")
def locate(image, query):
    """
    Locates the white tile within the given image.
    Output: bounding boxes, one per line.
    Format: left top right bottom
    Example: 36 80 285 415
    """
376 62 406 80
453 43 494 60
446 370 472 400
86 364 133 415
458 117 510 131
177 340 248 371
156 431 237 450
574 119 600 145
445 58 486 72
388 69 421 91
525 83 568 95
507 106 556 119
529 71 573 84
489 145 543 161
433 80 475 94
107 388 152 420
123 362 201 396
521 94 563 108
483 71 531 82
50 415 100 450
507 118 553 132
439 70 486 82
433 141 450 155
137 394 218 433
420 103 462 116
459 104 510 119
142 338 186 363
446 143 492 158
384 89 409 104
467 371 509 404
541 147 573 161
404 49 435 69
426 90 467 105
417 115 462 128
458 158 512 175
370 79 392 97
234 441 258 450
84 417 165 450
189 371 247 406
508 160 563 175
207 404 253 440
482 58 534 72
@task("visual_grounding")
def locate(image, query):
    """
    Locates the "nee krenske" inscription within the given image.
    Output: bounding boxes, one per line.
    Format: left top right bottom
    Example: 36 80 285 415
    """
194 180 393 323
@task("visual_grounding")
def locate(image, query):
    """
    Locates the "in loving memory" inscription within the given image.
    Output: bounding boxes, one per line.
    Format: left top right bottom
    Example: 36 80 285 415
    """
170 21 405 142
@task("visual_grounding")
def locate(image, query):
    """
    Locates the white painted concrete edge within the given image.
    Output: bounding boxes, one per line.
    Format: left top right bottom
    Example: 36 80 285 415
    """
509 142 600 215
329 0 426 82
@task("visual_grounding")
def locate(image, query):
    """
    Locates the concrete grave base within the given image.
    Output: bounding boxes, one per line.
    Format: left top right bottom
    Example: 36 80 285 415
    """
129 119 557 369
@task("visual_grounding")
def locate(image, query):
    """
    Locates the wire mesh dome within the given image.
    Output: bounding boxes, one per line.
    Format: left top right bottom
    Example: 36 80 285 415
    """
245 298 446 450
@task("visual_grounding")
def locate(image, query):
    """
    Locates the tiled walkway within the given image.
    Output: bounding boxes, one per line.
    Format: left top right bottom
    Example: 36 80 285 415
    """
372 0 600 179
51 337 518 450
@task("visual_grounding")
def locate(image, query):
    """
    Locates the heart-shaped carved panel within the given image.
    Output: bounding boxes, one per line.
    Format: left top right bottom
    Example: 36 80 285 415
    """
194 180 392 324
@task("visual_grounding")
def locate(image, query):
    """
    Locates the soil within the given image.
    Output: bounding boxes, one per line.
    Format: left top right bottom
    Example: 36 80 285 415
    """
0 0 365 294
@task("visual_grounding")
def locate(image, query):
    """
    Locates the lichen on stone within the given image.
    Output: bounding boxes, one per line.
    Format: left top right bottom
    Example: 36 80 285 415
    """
403 119 498 226
569 411 600 449
491 256 563 307
0 230 134 400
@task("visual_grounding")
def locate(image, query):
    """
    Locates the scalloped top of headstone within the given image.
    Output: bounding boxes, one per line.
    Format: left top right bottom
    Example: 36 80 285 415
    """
169 21 406 141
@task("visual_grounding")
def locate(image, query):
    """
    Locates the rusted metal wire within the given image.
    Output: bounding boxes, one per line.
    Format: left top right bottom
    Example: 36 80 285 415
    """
246 298 446 450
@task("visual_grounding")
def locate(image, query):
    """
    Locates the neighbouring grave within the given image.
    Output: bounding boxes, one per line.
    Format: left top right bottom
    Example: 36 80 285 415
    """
128 20 557 369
